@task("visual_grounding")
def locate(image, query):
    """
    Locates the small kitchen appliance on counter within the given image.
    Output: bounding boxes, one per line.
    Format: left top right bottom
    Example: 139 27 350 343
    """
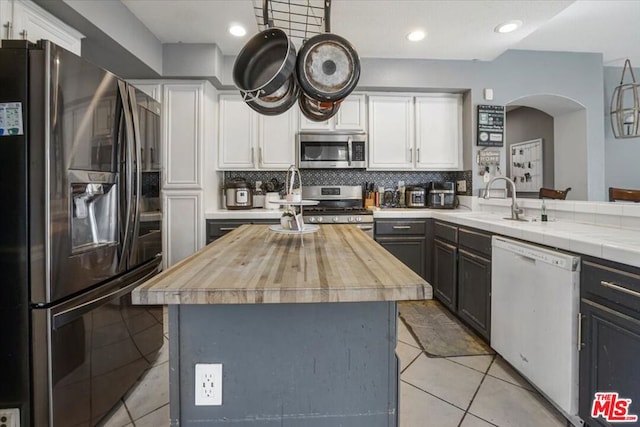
405 186 426 208
427 182 456 209
225 179 253 209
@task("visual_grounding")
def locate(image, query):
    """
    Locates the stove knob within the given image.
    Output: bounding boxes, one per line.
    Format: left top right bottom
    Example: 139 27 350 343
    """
348 216 355 223
316 216 324 223
308 217 317 223
355 216 362 223
332 216 340 223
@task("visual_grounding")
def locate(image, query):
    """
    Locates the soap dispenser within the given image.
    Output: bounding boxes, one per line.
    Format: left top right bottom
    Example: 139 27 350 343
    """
541 200 548 222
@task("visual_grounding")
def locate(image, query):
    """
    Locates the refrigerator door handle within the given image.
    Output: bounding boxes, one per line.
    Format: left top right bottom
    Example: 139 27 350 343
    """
127 85 143 264
118 80 136 270
52 257 160 329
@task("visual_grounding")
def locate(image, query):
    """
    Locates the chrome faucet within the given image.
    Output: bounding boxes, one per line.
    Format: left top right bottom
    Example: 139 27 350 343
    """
483 176 523 220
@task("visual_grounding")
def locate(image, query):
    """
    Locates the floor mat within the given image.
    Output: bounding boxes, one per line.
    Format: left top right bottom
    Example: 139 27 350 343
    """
398 299 495 358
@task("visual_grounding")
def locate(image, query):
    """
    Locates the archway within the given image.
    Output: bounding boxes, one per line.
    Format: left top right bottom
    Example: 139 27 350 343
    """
505 94 588 200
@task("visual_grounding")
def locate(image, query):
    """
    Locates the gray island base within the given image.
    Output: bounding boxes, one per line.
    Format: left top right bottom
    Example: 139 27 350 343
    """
170 301 398 426
133 225 431 426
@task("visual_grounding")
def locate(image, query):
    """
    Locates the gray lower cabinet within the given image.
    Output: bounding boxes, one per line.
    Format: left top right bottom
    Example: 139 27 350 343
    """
457 227 492 340
433 238 457 310
433 220 492 340
579 257 640 427
206 219 278 244
375 219 427 279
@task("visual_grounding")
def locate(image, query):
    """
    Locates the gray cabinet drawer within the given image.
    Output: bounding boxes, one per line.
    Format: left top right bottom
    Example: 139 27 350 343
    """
206 219 278 243
375 219 426 236
434 221 458 243
458 227 492 257
582 259 640 313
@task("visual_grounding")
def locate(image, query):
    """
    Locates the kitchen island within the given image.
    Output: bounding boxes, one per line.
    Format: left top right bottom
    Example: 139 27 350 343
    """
133 224 431 427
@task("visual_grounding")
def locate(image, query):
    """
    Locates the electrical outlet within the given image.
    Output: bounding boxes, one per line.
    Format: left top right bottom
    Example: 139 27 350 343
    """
0 408 20 427
457 180 467 193
195 363 222 406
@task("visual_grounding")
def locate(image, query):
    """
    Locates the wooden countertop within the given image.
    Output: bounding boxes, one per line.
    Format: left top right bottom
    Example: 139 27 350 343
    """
132 224 431 305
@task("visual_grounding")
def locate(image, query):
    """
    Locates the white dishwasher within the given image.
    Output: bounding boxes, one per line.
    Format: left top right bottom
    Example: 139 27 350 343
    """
491 236 582 426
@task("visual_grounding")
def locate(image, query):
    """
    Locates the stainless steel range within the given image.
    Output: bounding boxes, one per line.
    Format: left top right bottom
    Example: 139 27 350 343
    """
301 185 374 237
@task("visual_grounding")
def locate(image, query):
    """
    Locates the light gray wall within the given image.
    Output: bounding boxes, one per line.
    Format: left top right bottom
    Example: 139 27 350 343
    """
63 0 163 74
505 107 554 195
555 109 588 200
34 0 163 77
163 44 223 82
604 65 640 191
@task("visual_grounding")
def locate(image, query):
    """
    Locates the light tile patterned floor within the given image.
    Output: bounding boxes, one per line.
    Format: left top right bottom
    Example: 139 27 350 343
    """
101 315 569 427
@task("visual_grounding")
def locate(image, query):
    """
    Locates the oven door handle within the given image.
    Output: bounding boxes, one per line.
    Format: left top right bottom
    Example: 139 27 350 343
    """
347 136 352 166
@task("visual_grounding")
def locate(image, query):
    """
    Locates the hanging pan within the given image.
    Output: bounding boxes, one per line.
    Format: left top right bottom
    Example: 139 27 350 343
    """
245 71 300 116
296 32 360 103
298 92 342 122
232 27 297 103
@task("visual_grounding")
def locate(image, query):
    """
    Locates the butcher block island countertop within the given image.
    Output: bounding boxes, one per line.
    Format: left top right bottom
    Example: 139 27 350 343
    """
134 224 431 426
132 224 431 305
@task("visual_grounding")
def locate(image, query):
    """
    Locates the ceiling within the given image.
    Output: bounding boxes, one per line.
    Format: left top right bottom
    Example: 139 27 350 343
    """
121 0 640 67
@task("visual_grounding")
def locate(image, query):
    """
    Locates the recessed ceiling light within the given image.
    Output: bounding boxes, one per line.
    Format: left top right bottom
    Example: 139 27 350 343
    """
495 20 522 34
406 30 426 42
229 25 247 37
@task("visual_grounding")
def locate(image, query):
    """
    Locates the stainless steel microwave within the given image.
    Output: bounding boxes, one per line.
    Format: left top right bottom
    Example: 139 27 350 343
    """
297 131 367 169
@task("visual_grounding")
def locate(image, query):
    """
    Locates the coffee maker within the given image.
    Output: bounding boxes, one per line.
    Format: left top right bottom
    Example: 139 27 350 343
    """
427 182 456 209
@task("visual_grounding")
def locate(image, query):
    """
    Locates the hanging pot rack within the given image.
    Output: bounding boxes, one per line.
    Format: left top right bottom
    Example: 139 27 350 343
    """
253 0 331 43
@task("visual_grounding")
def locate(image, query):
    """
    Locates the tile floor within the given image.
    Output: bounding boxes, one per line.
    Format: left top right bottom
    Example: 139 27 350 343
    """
101 316 570 427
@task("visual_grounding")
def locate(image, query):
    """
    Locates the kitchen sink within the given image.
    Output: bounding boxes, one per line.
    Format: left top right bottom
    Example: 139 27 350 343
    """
502 216 535 222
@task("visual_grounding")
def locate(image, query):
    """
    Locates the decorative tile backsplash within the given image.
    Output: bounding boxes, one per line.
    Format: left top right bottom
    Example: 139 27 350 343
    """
142 171 160 197
224 169 473 195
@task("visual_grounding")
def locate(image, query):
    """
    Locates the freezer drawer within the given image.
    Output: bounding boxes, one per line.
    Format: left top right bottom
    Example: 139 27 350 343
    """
31 257 163 426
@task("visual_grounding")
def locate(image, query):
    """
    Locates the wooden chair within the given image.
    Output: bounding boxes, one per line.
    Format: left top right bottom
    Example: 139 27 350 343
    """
609 187 640 202
539 187 571 200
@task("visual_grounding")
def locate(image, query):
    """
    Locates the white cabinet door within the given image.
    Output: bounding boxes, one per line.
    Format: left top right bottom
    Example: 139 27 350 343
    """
415 94 462 170
257 107 297 169
163 191 203 268
367 95 414 170
299 93 366 131
335 94 366 130
218 93 256 170
11 0 83 55
0 1 10 36
163 83 204 188
299 112 331 131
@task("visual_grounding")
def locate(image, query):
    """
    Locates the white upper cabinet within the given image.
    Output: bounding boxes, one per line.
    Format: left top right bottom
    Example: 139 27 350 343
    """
368 93 463 171
3 0 84 56
163 82 206 189
415 94 463 170
218 92 297 170
299 93 366 131
367 94 414 170
257 109 297 169
218 94 255 169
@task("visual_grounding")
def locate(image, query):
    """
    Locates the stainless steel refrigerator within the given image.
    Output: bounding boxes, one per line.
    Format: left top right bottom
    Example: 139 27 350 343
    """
0 39 163 426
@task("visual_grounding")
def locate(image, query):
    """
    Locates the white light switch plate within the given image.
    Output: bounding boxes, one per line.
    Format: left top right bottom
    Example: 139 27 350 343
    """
457 180 467 193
